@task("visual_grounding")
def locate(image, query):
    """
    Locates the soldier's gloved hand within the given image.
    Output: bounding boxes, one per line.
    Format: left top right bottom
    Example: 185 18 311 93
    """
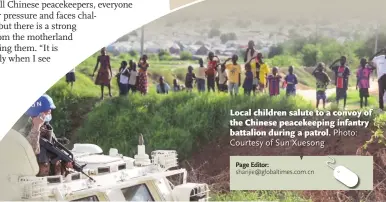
57 137 70 145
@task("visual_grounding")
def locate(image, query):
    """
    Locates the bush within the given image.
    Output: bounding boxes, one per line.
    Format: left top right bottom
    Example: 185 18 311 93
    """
180 51 193 60
367 113 386 148
129 50 138 57
356 32 386 57
265 55 302 68
280 36 310 55
208 28 221 38
318 42 344 65
220 32 237 44
268 45 284 58
147 54 159 61
276 34 362 69
158 49 172 60
301 44 322 67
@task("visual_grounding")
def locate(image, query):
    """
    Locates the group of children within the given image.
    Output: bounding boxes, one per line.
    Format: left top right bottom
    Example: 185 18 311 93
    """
116 56 186 95
179 50 271 96
117 60 139 95
176 49 293 97
93 42 385 110
174 47 379 110
115 54 153 96
314 55 378 109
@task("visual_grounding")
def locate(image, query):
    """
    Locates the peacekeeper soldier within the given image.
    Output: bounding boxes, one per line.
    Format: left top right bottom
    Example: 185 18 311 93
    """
12 94 70 177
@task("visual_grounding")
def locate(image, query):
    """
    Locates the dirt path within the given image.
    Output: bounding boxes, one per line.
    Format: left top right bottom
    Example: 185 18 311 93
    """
297 80 381 106
297 88 335 105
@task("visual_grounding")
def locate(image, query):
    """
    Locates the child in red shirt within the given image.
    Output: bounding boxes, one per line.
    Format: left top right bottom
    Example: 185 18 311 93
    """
206 52 218 92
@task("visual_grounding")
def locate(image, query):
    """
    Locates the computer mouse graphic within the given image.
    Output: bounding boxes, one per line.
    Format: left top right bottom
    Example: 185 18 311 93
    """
333 165 359 188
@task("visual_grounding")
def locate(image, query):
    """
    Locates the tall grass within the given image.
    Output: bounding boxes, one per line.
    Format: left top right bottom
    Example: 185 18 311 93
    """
46 73 107 138
75 91 312 159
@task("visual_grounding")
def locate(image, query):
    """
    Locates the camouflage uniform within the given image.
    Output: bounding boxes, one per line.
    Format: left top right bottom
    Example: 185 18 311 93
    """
12 115 69 176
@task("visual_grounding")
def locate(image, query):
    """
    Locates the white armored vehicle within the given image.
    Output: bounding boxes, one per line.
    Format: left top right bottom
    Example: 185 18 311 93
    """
0 129 210 201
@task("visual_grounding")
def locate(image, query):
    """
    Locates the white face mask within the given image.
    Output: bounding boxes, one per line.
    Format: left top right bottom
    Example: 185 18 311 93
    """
35 113 52 122
44 114 52 122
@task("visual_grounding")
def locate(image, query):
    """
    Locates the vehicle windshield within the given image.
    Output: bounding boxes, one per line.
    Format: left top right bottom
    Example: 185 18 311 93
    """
121 183 154 201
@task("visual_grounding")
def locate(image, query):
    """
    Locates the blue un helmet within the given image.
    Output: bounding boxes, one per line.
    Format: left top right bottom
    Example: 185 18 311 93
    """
26 94 56 122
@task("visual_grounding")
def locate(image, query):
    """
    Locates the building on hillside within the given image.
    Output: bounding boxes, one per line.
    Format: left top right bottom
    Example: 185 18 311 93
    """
169 43 181 54
195 45 210 55
175 41 186 51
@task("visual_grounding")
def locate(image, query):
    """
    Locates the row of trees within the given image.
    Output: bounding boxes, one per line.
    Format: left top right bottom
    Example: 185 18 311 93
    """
208 28 237 44
265 33 386 68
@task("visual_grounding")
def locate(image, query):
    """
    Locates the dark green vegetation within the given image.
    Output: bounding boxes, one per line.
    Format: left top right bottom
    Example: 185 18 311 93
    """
75 93 312 159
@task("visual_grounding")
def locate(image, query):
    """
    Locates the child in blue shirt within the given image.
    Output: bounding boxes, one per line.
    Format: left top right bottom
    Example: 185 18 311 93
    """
243 63 254 95
284 66 298 96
